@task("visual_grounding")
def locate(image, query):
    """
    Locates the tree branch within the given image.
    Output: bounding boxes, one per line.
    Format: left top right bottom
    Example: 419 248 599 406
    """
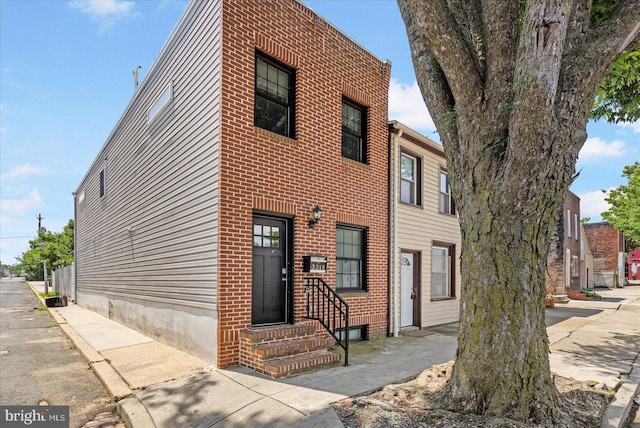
397 0 484 109
562 0 640 107
480 0 519 97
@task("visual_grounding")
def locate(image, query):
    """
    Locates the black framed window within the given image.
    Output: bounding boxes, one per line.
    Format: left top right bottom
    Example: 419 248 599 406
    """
254 53 295 138
439 167 455 215
400 150 422 206
341 98 367 163
336 225 366 291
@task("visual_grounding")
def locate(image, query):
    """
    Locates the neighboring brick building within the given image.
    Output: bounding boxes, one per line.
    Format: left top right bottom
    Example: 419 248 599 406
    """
546 191 582 295
74 0 390 374
583 222 629 287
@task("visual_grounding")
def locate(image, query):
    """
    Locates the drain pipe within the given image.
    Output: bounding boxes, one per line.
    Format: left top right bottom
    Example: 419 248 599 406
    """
390 125 403 338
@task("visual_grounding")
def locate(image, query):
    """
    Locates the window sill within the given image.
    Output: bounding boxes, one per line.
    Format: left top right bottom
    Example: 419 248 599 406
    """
338 290 368 298
399 201 423 209
431 297 456 302
341 157 369 170
254 126 297 144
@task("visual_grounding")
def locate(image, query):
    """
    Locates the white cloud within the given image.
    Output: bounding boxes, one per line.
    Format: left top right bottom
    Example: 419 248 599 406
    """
68 0 138 31
578 137 627 162
579 189 612 221
1 164 48 180
0 189 44 215
619 119 640 134
388 78 437 134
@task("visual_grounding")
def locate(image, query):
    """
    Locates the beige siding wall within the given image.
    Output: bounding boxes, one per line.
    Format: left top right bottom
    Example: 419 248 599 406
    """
391 125 462 328
74 1 221 360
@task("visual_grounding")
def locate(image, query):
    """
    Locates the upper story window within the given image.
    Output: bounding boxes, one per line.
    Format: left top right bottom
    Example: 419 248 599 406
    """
341 98 367 163
567 209 572 238
255 53 295 138
336 225 367 291
400 151 422 206
99 169 106 198
439 167 455 215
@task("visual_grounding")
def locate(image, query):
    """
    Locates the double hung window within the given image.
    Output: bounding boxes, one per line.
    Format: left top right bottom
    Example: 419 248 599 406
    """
400 151 421 205
255 53 295 138
341 98 367 163
432 244 455 298
336 225 366 291
439 168 455 215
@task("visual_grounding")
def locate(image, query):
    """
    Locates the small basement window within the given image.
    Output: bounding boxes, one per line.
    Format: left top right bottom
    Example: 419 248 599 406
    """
336 325 367 342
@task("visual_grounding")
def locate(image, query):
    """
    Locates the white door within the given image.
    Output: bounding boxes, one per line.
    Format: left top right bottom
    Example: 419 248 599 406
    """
400 253 414 327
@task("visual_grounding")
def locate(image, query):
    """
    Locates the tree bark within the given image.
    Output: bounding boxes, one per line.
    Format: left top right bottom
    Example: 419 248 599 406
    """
398 0 640 423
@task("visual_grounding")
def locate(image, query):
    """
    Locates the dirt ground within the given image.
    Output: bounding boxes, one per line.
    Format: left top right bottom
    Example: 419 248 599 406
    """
333 361 613 428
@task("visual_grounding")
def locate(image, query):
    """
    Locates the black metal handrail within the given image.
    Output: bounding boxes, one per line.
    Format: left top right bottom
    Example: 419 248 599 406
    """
303 277 350 366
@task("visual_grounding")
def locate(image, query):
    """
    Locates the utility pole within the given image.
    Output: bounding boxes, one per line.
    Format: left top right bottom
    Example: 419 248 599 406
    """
36 214 48 293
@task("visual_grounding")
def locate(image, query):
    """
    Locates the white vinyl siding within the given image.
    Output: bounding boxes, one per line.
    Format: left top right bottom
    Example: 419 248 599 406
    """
75 1 221 311
392 128 462 328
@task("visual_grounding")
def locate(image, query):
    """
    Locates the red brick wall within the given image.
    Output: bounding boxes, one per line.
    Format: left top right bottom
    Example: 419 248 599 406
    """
216 0 391 367
584 222 623 271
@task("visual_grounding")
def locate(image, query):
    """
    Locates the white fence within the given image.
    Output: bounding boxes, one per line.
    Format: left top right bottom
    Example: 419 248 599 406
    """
53 263 75 302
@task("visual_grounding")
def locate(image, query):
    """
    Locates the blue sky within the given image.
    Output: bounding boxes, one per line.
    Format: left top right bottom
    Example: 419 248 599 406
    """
1 0 638 265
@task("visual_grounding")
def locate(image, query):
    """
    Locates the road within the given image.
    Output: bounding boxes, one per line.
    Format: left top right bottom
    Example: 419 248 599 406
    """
0 277 117 427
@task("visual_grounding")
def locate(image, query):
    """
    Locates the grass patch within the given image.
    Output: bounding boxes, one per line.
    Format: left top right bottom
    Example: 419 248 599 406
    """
39 291 57 298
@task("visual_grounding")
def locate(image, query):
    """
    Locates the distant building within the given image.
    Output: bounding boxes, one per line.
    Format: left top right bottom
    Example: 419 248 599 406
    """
583 222 629 287
579 223 594 289
546 191 582 295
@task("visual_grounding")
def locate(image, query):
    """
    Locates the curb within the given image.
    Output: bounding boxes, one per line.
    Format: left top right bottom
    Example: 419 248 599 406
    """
601 359 640 428
26 281 155 428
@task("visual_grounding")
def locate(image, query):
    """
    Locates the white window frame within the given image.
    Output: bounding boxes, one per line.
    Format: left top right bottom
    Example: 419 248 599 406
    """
439 167 455 215
431 244 455 299
400 151 420 205
147 82 173 123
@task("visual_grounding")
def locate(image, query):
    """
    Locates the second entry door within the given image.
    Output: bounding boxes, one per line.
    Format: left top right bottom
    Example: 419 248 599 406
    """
252 216 288 325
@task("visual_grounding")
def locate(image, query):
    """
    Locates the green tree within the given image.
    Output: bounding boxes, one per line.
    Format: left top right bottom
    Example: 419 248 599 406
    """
592 42 640 123
397 0 639 424
17 220 74 280
602 162 640 248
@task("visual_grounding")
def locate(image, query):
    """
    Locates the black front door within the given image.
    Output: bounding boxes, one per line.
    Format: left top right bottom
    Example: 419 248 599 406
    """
252 216 288 325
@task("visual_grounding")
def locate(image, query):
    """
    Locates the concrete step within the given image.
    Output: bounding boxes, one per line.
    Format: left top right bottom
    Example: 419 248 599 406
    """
262 349 341 379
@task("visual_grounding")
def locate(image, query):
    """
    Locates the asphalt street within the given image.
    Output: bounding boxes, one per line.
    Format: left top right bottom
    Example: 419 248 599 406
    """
0 277 118 427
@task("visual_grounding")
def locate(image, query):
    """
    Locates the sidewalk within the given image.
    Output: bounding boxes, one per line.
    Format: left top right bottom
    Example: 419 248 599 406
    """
29 281 639 427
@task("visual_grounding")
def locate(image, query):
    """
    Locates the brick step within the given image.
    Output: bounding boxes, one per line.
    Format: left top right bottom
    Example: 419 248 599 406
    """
240 323 315 344
262 349 341 379
253 336 335 360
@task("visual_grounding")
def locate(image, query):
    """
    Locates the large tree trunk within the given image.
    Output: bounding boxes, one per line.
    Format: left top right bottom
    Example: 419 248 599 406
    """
398 0 640 423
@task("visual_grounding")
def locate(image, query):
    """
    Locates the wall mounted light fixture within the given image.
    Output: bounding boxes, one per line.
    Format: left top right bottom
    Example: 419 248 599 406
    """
308 204 323 228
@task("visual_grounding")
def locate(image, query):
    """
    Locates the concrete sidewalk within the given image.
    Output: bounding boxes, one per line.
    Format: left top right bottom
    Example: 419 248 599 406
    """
29 281 639 427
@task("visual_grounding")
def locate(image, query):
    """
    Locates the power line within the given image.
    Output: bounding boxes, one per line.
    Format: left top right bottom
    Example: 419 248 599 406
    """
0 236 33 239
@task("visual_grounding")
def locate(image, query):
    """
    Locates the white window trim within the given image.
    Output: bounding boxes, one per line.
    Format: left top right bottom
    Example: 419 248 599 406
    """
147 82 173 123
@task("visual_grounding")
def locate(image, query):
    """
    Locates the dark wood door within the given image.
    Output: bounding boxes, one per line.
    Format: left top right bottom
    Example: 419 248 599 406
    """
252 216 288 325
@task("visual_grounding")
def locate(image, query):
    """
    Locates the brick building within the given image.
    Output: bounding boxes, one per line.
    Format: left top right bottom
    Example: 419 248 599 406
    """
74 0 390 374
583 222 629 287
546 191 582 295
